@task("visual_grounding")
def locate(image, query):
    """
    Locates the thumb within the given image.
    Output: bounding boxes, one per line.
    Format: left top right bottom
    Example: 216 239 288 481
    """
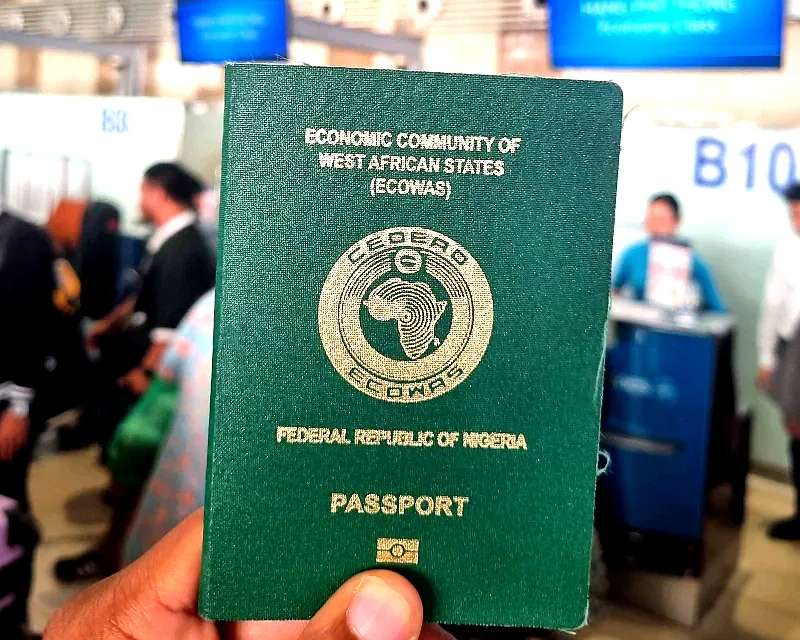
299 570 424 640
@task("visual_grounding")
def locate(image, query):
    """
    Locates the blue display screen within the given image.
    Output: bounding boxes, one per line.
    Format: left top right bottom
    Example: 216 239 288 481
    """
177 0 288 64
550 1 784 69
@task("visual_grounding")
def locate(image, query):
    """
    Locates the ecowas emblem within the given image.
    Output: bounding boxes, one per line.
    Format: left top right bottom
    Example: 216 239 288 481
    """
318 227 493 403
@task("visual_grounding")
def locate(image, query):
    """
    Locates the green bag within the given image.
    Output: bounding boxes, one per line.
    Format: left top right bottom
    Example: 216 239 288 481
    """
107 376 180 487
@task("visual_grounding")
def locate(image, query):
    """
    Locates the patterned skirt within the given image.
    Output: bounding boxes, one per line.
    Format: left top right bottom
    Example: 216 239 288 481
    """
769 330 800 426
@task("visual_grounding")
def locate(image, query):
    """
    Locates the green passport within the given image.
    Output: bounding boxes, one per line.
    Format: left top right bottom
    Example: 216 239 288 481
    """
201 65 622 629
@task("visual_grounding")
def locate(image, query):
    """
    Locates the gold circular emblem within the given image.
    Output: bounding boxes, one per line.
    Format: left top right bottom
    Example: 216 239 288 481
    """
319 227 493 403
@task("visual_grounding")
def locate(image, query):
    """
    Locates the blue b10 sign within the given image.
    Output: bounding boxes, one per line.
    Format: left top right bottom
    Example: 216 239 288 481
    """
550 1 784 69
101 108 129 134
694 137 799 195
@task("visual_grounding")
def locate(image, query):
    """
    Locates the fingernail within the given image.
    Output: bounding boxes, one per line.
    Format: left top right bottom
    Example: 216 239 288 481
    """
347 576 415 640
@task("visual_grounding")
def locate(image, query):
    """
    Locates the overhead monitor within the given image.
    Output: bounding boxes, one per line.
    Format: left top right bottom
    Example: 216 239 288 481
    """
177 0 289 64
549 2 784 69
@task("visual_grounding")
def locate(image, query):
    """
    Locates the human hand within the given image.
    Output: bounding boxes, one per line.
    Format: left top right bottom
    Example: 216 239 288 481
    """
117 367 151 396
45 510 453 640
756 367 773 392
0 408 29 462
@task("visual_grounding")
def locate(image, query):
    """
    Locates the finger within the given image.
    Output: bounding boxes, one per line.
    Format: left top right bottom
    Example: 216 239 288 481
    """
420 626 457 640
224 620 307 640
229 621 453 640
44 510 212 640
127 508 207 614
297 569 424 640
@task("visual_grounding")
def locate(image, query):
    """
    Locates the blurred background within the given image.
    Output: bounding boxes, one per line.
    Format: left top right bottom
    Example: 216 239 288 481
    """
1 1 800 639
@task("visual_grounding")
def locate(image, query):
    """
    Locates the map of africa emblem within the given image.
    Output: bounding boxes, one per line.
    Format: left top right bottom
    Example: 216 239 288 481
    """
319 227 494 403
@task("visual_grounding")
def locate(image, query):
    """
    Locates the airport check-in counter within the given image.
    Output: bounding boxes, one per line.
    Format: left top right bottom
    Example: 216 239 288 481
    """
597 299 750 626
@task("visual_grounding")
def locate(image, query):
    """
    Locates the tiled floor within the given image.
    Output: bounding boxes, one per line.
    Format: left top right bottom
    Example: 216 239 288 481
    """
577 474 800 640
28 448 110 633
25 451 800 638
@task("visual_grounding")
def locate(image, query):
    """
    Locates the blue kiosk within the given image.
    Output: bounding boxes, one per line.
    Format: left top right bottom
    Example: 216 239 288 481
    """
598 299 749 625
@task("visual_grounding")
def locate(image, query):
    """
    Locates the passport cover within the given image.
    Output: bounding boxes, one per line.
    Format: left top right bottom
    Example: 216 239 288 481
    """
201 64 622 629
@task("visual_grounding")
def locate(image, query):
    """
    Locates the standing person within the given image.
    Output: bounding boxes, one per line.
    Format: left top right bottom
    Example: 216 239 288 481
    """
73 162 215 451
758 183 800 541
0 209 57 640
122 289 215 564
55 162 216 581
613 193 727 312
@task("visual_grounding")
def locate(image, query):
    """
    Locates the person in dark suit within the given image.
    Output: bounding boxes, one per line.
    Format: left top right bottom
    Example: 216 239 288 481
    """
74 201 120 321
0 209 57 640
55 162 215 582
